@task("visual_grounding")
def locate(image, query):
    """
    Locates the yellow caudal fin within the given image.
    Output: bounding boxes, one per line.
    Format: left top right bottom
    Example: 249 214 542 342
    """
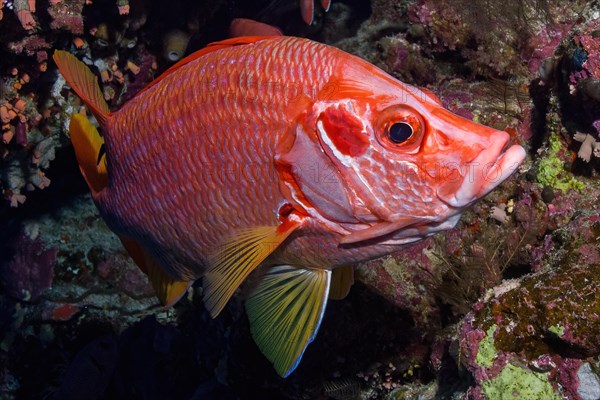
245 265 331 377
119 236 192 307
329 265 354 300
69 113 108 194
203 216 304 318
53 50 111 126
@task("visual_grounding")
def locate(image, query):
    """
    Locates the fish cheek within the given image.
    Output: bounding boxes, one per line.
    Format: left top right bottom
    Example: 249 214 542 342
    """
317 105 369 157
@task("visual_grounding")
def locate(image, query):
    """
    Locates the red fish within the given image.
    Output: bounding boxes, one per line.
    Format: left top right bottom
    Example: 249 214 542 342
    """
300 0 331 24
229 18 283 37
53 35 525 377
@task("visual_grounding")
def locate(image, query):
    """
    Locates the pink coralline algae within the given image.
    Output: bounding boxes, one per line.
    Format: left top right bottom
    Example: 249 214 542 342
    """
47 0 84 34
406 0 586 79
0 230 57 302
96 252 154 297
575 19 600 79
356 238 441 328
523 23 573 77
537 17 600 163
3 0 84 32
456 212 600 397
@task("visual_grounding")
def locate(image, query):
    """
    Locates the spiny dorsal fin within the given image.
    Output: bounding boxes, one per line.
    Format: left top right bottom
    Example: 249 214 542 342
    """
119 235 191 307
53 51 110 127
329 265 354 300
69 113 108 194
137 36 279 97
203 217 303 318
245 265 331 377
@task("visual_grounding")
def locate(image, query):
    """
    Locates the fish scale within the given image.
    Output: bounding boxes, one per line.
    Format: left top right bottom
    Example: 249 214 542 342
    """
54 35 525 377
100 38 334 278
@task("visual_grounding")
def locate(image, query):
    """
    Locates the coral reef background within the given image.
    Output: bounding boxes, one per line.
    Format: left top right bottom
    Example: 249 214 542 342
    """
2 0 600 399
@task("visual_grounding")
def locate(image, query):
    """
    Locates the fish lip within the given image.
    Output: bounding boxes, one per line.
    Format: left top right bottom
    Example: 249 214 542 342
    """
477 143 526 195
436 132 525 208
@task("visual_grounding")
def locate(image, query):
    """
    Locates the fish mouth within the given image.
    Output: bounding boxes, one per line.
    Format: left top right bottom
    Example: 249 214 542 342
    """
437 132 526 208
340 211 463 246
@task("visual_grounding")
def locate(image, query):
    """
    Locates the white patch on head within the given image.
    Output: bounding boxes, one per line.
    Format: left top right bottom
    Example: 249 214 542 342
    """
281 180 351 236
316 116 388 217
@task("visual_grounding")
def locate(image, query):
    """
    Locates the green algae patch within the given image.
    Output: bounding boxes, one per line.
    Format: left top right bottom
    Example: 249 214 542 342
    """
536 133 584 192
482 263 600 359
548 324 564 337
482 364 561 400
476 325 498 368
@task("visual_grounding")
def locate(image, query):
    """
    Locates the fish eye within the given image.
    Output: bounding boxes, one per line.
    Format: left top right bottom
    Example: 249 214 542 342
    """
388 122 413 144
375 105 424 152
122 38 137 48
167 51 182 61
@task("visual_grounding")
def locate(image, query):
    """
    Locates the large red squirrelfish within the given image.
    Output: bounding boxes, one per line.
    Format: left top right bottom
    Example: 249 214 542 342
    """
53 35 525 377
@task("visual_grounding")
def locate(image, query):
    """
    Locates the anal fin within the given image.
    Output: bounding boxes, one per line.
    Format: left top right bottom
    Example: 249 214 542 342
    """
119 236 191 307
245 265 331 377
329 265 354 300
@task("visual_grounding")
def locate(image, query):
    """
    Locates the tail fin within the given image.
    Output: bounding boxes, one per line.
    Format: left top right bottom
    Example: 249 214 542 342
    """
69 114 108 194
53 50 111 126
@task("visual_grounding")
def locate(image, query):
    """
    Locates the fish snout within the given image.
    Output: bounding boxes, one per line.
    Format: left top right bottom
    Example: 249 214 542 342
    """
436 130 525 209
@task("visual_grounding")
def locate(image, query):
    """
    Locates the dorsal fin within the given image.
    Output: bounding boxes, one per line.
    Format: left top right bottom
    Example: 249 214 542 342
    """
53 51 111 127
137 36 279 97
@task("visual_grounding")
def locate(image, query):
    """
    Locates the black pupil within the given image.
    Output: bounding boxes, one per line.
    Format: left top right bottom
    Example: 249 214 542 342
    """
388 122 413 143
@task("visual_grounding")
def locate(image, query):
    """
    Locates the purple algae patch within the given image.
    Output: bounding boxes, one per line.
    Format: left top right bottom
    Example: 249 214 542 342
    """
1 231 57 301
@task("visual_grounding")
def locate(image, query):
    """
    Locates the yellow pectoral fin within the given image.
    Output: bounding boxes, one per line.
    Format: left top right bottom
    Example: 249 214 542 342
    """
69 113 108 194
329 265 354 300
118 235 191 307
203 215 304 318
245 265 331 377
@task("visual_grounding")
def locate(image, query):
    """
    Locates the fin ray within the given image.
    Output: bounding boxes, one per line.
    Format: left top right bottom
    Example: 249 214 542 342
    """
53 51 110 126
245 265 331 377
203 219 303 318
